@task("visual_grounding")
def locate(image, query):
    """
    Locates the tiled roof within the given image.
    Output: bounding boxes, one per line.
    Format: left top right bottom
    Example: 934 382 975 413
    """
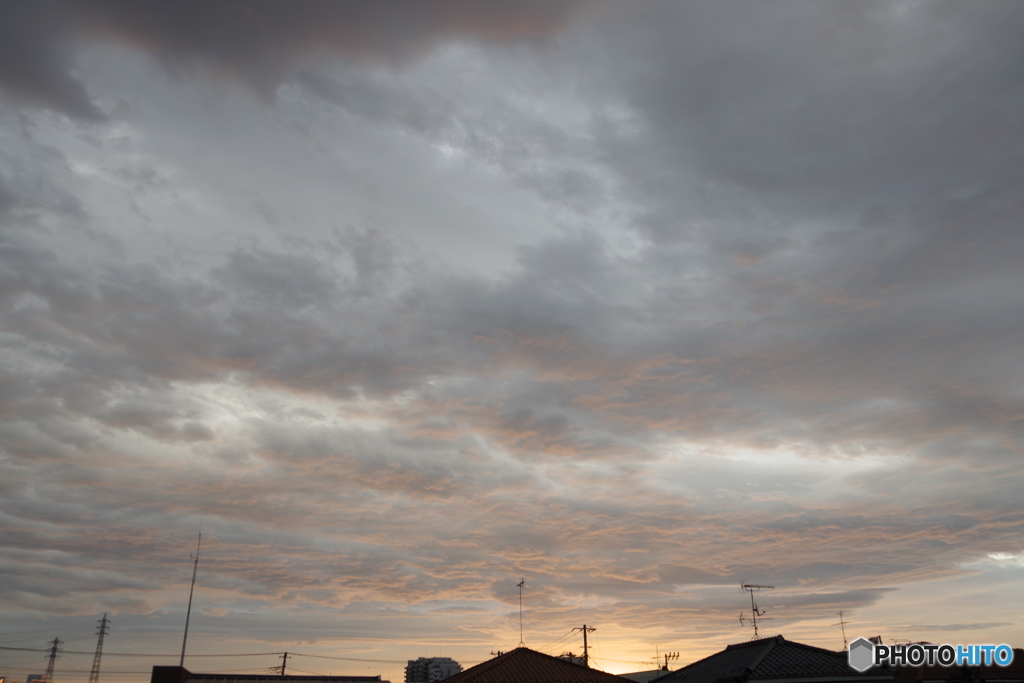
652 636 891 683
441 647 630 683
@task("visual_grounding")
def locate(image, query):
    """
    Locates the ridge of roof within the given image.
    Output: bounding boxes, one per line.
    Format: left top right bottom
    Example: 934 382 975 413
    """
743 637 781 673
650 635 886 683
651 638 778 683
723 636 785 652
442 646 628 683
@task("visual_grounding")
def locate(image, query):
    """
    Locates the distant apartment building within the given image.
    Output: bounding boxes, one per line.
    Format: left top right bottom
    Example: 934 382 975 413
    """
405 657 462 683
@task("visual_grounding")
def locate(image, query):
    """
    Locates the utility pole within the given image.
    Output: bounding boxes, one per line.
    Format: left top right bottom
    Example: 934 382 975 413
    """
278 652 289 676
43 638 62 683
180 531 202 666
572 625 596 668
662 652 679 671
87 614 109 683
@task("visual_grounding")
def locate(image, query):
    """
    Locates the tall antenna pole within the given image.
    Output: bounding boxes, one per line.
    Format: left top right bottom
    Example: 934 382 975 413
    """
741 585 773 639
572 625 595 668
180 530 202 667
43 638 62 683
517 579 525 647
87 614 109 683
834 611 849 649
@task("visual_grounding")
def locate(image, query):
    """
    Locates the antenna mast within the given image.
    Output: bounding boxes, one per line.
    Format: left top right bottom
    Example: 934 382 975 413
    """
517 579 525 647
87 614 109 683
180 530 202 666
741 585 773 639
833 611 849 649
572 625 596 668
43 637 62 683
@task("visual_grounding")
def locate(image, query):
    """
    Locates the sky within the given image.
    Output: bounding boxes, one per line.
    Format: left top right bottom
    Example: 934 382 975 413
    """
2 1 1024 681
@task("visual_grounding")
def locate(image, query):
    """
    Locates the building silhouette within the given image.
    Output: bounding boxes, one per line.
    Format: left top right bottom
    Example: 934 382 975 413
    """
406 658 463 683
152 666 388 683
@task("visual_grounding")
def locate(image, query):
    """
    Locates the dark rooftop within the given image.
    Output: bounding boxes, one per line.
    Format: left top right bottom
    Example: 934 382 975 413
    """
651 636 892 683
151 666 387 683
891 649 1024 683
441 647 630 683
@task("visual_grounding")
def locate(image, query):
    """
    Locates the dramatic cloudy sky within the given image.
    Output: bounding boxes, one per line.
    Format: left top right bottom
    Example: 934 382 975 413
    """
2 1 1024 681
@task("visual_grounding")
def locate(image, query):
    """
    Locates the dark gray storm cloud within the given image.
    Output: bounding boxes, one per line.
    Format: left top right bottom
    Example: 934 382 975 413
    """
0 0 592 120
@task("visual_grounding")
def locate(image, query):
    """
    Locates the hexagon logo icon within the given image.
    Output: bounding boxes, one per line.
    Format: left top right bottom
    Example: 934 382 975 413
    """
848 638 875 672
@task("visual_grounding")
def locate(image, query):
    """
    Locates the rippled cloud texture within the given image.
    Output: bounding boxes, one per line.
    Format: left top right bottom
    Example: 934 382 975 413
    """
2 1 1023 680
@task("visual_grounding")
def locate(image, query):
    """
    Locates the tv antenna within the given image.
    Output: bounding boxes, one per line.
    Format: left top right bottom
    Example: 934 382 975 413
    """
517 579 525 646
740 584 773 639
180 526 202 666
833 611 849 649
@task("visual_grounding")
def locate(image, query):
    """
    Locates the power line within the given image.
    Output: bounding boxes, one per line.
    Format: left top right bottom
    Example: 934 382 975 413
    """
535 631 575 653
283 666 333 676
0 647 409 664
291 654 412 664
0 670 167 676
0 648 282 657
0 669 284 676
107 632 162 675
588 629 607 672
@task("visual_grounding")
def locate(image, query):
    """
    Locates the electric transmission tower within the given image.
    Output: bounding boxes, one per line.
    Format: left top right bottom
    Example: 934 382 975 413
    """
87 614 110 683
43 637 62 683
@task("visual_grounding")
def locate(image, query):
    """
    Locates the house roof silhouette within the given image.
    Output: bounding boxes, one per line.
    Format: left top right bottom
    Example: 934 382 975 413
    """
651 636 892 683
151 666 387 683
441 647 630 683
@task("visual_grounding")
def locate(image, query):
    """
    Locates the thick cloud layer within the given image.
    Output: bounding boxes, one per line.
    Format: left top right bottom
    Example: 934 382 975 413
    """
0 0 593 120
1 2 1023 682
